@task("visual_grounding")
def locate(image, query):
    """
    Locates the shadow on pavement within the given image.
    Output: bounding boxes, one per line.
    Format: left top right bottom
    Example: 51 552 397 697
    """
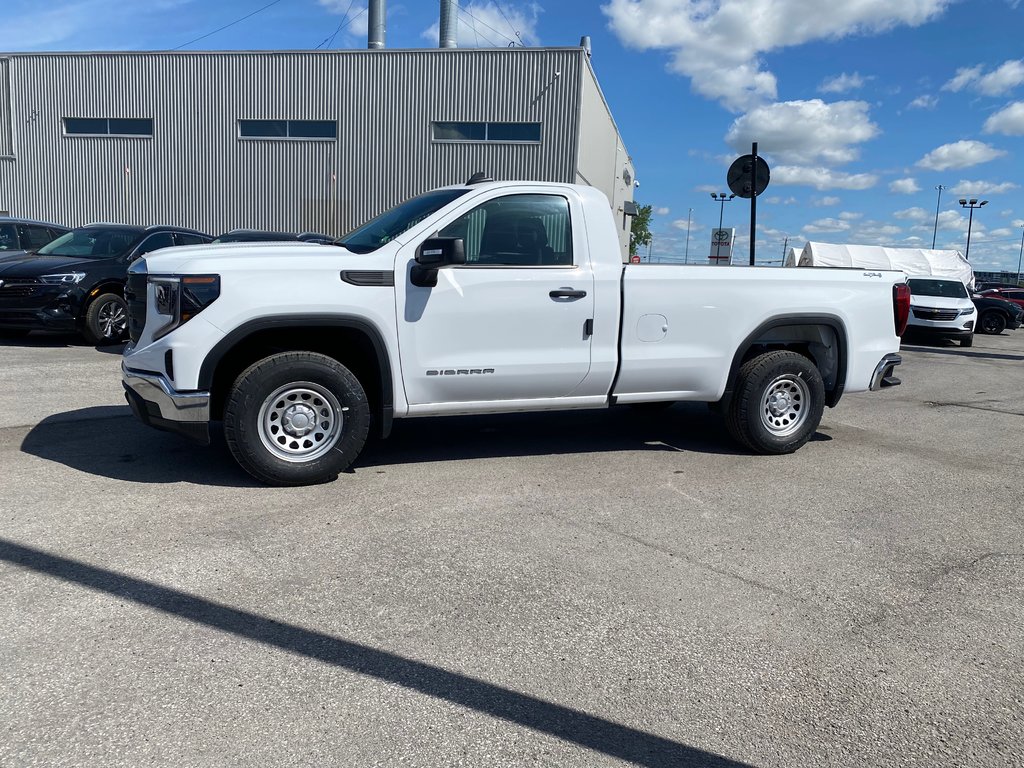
21 403 770 485
0 537 755 768
900 343 1024 362
0 332 125 354
19 406 257 488
346 403 748 468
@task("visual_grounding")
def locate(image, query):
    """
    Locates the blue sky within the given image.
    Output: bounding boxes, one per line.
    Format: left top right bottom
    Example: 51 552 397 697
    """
5 0 1024 271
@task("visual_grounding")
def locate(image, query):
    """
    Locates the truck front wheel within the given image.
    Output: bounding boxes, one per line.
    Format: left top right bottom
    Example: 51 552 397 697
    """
725 350 825 455
224 352 370 486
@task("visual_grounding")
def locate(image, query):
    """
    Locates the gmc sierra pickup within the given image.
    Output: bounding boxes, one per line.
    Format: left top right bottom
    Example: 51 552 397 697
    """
122 179 909 486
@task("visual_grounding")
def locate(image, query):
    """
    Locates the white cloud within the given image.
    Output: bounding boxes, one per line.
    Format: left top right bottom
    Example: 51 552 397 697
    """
839 211 863 220
917 140 1006 171
819 72 869 94
602 0 952 111
950 180 1019 196
894 207 930 222
803 218 851 234
908 94 938 109
890 178 921 194
944 59 1024 96
772 165 879 191
421 1 540 47
943 64 984 92
725 100 879 165
0 0 194 49
988 228 1014 238
814 196 841 206
671 218 697 230
984 102 1024 135
654 206 670 216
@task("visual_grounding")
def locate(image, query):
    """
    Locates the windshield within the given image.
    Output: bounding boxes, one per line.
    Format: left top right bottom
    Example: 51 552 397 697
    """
338 189 470 254
37 227 144 259
213 232 299 243
908 278 968 299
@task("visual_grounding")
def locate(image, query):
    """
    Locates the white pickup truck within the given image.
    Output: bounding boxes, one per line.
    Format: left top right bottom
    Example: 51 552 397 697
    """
122 179 909 486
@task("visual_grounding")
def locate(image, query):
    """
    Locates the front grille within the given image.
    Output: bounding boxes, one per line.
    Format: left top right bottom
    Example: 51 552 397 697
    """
912 307 959 322
125 271 148 344
0 278 42 298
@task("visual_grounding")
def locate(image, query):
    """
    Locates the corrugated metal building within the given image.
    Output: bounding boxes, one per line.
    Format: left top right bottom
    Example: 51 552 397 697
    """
0 47 635 255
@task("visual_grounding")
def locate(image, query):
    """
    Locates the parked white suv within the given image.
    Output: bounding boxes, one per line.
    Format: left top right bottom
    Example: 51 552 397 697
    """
905 276 976 347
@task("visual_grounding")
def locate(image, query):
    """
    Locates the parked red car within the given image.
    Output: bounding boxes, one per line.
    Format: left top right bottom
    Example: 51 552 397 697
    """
979 287 1024 310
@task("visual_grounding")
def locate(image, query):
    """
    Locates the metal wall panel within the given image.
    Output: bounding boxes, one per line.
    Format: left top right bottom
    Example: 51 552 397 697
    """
0 48 605 238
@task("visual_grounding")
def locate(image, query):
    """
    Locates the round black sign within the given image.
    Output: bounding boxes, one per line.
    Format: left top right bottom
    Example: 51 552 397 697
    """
727 154 770 198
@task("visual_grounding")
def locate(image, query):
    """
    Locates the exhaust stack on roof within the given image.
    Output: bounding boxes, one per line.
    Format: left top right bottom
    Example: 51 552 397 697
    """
368 0 385 49
440 0 458 48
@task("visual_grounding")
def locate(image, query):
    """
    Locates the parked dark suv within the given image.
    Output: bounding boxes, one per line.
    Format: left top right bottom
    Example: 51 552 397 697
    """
0 224 211 344
0 217 70 255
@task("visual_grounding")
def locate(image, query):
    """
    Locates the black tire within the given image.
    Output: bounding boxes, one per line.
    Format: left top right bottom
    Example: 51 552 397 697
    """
223 352 370 486
960 334 974 348
978 311 1006 335
83 292 128 345
725 350 825 455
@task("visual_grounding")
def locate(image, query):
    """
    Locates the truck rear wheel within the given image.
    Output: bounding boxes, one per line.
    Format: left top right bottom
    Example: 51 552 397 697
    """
224 352 370 486
726 350 824 455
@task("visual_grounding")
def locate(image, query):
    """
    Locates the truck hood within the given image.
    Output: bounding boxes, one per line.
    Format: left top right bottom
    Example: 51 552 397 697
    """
909 294 973 310
141 241 397 274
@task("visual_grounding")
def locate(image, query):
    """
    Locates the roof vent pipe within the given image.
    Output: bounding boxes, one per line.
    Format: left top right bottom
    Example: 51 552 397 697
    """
580 35 592 57
440 0 458 48
368 0 385 49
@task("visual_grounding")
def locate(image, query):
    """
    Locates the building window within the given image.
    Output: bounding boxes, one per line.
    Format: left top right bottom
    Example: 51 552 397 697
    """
64 118 153 137
238 119 337 140
432 121 541 143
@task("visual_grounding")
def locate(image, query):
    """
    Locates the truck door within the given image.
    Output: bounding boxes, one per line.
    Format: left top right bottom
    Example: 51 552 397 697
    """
397 192 594 408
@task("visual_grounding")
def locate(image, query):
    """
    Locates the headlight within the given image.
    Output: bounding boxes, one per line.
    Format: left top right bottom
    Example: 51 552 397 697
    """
960 307 977 316
150 274 220 340
40 272 86 284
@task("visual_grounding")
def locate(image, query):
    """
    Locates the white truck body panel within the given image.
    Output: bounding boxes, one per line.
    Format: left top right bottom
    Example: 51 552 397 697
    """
122 180 905 476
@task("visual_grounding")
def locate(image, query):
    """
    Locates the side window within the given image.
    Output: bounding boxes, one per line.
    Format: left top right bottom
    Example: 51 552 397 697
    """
438 194 573 267
174 233 207 246
0 223 16 250
135 232 176 257
19 225 55 250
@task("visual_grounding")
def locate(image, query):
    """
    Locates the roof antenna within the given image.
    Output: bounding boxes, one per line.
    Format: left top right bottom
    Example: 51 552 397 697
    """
466 171 493 184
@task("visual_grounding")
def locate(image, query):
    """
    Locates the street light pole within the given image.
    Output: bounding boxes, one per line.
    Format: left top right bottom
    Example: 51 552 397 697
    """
1017 224 1024 286
931 184 945 249
684 207 693 264
958 198 988 261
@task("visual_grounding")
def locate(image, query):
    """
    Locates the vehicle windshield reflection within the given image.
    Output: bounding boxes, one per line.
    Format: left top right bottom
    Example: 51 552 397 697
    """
337 189 469 254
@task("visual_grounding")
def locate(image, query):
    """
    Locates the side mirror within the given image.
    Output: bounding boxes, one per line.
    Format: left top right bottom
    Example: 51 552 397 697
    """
416 237 466 267
412 237 465 287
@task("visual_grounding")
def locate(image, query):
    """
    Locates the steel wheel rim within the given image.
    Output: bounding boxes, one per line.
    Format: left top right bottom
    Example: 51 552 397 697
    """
98 299 127 339
257 382 344 463
760 374 810 438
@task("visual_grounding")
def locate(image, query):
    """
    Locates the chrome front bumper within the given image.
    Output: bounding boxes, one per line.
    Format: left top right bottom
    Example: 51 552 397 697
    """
869 353 902 391
122 364 211 443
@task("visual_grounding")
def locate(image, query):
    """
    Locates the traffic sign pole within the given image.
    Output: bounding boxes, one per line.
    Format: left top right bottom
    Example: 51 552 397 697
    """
750 142 757 266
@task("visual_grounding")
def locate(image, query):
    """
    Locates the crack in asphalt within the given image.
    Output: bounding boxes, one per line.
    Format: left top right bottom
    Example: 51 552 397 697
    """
851 552 1024 633
925 401 1024 417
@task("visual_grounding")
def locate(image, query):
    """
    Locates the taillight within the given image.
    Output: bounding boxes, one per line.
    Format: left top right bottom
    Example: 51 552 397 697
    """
893 282 911 337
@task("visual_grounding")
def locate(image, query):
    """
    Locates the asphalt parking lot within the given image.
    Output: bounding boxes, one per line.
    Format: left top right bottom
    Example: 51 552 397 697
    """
1 331 1021 768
